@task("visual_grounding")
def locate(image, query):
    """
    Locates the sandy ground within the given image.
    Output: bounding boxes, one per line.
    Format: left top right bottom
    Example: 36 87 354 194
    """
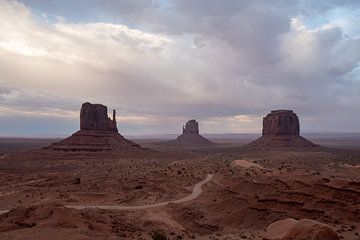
0 137 359 239
230 159 264 169
66 174 213 211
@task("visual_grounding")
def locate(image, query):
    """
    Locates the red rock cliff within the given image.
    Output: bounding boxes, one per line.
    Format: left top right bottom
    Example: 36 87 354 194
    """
80 102 118 132
262 110 300 136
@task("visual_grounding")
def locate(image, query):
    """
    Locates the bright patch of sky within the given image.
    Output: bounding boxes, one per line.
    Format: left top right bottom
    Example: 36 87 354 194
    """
23 0 130 26
300 6 360 37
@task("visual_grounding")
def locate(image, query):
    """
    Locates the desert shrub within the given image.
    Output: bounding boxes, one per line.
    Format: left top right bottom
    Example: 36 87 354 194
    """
151 231 168 240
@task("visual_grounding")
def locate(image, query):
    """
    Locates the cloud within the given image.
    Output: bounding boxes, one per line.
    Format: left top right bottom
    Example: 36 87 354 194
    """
0 0 360 135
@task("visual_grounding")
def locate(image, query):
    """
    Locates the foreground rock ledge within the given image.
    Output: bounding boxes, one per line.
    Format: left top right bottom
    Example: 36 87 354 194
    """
264 218 339 240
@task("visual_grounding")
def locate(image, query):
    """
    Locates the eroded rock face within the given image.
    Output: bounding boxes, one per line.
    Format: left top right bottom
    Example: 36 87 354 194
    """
248 110 316 148
48 102 146 152
174 119 213 145
80 102 118 132
183 120 199 134
262 110 300 136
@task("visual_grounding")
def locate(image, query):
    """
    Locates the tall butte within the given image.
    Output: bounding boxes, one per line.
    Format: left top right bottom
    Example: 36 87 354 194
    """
49 102 144 152
174 119 214 145
248 110 316 148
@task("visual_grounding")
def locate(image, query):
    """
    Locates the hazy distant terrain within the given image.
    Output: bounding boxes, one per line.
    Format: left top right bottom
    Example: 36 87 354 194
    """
304 133 360 150
0 138 60 154
1 133 360 154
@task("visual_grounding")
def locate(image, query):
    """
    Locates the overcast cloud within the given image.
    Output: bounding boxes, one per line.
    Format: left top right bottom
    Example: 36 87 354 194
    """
0 0 359 136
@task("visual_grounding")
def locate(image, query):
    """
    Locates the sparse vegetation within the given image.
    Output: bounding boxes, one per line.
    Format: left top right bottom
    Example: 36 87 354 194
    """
151 230 168 240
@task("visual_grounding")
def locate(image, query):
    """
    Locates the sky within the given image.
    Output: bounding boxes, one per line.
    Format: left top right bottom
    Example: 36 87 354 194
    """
0 0 360 136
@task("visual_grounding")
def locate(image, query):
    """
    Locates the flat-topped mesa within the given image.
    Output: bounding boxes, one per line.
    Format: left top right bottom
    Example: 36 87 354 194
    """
248 109 316 148
262 110 300 136
183 119 199 134
80 102 118 132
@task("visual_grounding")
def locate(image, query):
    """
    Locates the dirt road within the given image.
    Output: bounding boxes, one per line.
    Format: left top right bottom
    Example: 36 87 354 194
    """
0 174 213 214
67 173 213 210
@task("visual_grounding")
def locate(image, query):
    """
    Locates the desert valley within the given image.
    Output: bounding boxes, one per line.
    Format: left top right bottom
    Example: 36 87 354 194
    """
1 1 360 239
0 103 359 240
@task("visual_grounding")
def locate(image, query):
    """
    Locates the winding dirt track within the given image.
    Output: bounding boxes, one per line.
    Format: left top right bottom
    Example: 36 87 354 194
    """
0 174 213 214
67 174 213 210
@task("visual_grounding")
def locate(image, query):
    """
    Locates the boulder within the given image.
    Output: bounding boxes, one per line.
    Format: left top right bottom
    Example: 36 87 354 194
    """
264 218 339 240
265 218 298 239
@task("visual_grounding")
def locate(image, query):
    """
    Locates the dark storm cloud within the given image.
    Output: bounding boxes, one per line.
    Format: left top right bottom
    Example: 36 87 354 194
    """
1 0 360 135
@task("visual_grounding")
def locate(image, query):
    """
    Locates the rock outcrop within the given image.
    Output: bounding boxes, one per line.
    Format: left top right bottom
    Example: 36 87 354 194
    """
80 102 118 132
174 119 214 145
264 218 339 240
248 110 316 148
182 119 199 134
262 110 299 136
48 102 145 152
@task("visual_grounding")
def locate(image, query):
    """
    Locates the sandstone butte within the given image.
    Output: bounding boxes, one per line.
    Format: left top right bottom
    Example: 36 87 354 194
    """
48 102 145 152
174 119 214 145
248 110 316 148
